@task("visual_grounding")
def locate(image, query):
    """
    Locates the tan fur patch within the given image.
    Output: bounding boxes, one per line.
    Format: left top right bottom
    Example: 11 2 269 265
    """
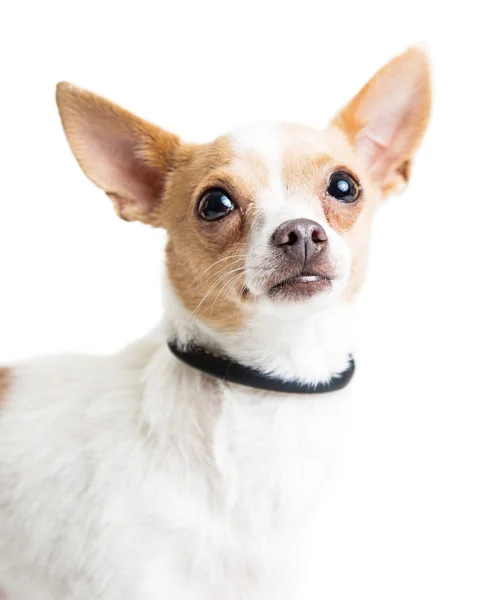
161 137 260 330
0 367 10 405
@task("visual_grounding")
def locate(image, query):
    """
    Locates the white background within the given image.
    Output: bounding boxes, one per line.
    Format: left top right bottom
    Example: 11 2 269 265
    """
1 1 478 598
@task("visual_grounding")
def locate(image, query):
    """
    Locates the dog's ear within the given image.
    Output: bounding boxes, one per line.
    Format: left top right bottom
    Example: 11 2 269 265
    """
331 46 432 197
56 83 181 224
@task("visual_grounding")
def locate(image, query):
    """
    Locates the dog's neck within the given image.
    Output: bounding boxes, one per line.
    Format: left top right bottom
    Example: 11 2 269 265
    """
162 282 355 386
139 283 355 493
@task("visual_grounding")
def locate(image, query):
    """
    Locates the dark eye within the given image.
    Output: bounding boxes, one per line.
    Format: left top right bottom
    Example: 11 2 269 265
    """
197 189 236 221
327 172 360 203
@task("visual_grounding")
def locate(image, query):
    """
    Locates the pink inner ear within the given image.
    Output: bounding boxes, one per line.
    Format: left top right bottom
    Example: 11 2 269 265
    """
356 131 388 174
355 87 419 180
357 128 403 181
84 125 162 213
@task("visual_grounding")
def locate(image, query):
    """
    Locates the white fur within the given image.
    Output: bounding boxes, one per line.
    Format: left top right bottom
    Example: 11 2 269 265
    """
0 122 358 600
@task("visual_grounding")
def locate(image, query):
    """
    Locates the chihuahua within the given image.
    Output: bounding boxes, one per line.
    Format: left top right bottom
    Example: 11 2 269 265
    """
0 47 431 599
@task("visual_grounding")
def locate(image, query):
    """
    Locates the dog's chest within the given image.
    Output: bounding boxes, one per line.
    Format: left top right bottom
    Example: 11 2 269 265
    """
134 388 350 599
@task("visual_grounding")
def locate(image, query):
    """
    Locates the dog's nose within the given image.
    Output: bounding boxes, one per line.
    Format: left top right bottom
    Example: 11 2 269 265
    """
272 218 327 264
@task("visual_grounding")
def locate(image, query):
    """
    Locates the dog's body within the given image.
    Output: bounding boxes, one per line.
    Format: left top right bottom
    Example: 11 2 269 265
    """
0 49 431 599
0 303 352 600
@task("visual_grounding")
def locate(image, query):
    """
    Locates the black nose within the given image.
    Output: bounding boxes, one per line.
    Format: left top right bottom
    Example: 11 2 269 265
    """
272 218 327 264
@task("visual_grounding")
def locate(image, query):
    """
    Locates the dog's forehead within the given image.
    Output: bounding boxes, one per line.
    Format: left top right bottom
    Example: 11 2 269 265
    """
228 121 329 166
223 122 355 193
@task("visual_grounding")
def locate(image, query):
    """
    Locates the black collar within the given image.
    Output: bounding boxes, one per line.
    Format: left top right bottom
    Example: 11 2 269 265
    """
168 341 355 395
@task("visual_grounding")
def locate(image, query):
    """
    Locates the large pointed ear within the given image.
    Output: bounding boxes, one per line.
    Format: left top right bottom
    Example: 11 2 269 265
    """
331 46 432 197
56 83 181 223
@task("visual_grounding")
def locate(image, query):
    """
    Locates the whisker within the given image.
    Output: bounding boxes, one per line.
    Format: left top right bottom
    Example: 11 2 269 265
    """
209 269 245 315
179 254 248 299
216 272 245 311
185 266 245 324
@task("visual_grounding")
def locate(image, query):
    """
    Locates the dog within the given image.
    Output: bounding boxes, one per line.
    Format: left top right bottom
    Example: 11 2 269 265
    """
0 46 431 599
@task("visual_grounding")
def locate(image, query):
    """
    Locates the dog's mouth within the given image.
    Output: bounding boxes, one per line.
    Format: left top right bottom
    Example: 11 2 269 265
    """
268 272 333 300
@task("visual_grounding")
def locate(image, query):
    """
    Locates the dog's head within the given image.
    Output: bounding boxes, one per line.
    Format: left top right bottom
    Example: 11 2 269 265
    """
57 47 431 330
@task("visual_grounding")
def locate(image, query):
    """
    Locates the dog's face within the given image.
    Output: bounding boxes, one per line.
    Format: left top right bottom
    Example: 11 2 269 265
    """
160 123 373 326
57 47 431 330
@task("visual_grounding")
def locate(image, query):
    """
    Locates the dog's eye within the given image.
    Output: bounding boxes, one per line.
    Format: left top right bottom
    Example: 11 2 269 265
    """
327 172 360 203
197 189 236 221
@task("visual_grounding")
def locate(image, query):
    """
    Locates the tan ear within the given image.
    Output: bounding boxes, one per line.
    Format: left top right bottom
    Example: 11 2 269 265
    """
332 46 432 197
56 83 181 223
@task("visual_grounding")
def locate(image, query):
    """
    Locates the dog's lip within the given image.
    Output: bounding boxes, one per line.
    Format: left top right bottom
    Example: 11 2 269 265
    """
241 273 334 302
269 273 332 291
